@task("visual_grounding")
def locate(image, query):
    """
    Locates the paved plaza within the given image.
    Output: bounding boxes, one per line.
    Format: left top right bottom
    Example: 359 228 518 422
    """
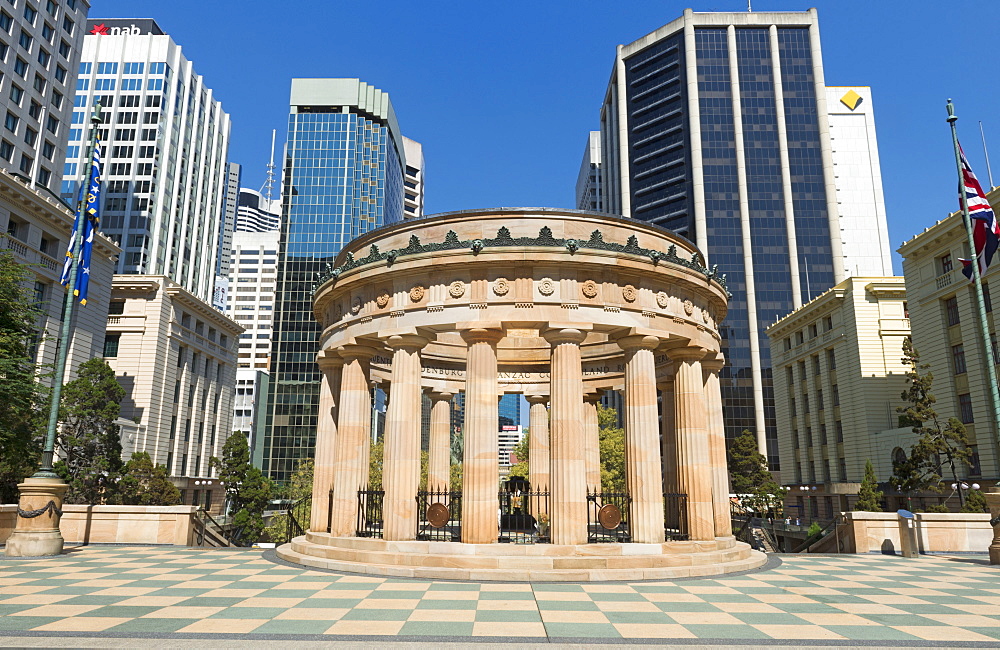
0 546 998 647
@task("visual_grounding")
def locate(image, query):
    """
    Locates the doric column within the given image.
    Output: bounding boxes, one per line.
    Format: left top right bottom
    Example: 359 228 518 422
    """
311 352 343 533
329 344 376 537
582 393 602 490
703 355 732 537
525 394 550 493
382 333 429 541
668 346 715 541
543 327 588 545
659 378 677 494
617 335 666 544
426 390 454 491
459 327 503 544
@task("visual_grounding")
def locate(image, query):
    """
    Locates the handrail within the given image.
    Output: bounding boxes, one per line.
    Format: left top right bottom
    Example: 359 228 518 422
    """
791 516 840 553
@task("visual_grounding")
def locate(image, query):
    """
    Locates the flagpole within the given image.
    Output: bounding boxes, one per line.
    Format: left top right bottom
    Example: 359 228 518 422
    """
33 102 102 478
946 99 1000 481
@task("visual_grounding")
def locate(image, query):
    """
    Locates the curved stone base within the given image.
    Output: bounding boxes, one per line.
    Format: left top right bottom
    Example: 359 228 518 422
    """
277 532 767 581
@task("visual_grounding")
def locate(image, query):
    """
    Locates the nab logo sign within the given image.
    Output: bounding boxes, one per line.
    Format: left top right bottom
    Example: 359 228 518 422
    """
89 23 143 36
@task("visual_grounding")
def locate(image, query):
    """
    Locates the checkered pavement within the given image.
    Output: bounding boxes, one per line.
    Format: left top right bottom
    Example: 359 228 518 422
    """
1 546 999 644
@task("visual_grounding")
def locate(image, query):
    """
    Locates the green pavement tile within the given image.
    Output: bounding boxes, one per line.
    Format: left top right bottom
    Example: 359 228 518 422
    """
475 610 542 623
106 617 199 633
543 622 621 639
653 602 721 613
415 599 477 610
250 589 322 598
229 581 277 589
21 586 96 595
340 608 413 621
771 602 841 614
631 585 687 593
76 605 163 618
860 613 940 626
176 596 247 607
152 588 212 597
56 595 130 606
732 612 813 625
252 619 333 635
534 600 600 611
682 623 770 639
398 621 475 636
0 616 61 631
0 604 37 616
427 583 480 591
294 598 361 609
603 611 674 624
965 627 1000 640
700 594 760 603
918 595 985 604
320 582 378 591
822 625 924 640
478 591 534 600
728 586 789 594
587 592 646 602
209 606 287 619
368 590 426 599
532 584 585 592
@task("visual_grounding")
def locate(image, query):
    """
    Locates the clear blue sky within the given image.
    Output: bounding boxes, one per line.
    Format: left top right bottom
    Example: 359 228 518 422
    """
93 1 1000 274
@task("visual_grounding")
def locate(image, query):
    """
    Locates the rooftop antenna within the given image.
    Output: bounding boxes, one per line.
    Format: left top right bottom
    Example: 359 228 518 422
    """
747 0 752 11
980 121 995 190
260 129 276 202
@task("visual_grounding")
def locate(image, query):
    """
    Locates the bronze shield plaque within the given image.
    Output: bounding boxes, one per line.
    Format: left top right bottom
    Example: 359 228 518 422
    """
426 502 450 528
598 504 622 530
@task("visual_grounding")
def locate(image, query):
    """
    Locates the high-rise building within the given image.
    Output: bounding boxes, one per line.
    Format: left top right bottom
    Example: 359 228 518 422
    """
0 0 90 190
402 136 424 219
62 18 231 304
263 78 405 482
235 187 280 233
217 162 241 278
575 131 603 212
597 9 890 467
227 229 279 369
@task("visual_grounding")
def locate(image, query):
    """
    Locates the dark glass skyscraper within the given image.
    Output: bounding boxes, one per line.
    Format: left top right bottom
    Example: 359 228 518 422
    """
599 10 844 468
263 79 404 481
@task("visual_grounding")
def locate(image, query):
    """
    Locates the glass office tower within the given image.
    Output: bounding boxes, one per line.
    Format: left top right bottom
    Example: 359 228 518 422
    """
263 79 404 481
600 10 849 468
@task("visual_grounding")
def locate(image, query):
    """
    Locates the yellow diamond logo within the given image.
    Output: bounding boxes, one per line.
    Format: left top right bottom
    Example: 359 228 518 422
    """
840 89 862 111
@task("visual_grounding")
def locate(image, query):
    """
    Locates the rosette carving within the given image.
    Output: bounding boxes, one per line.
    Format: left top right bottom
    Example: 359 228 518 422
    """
683 299 694 315
376 292 390 309
409 285 425 303
622 284 637 303
656 291 668 308
538 278 555 296
448 281 465 298
493 278 510 296
581 280 598 299
351 296 363 314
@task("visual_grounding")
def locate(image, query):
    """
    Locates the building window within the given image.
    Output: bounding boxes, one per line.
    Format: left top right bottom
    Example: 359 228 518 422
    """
944 296 960 326
816 389 824 410
939 253 953 275
102 334 120 358
812 355 820 376
952 344 967 375
970 446 981 476
789 397 796 417
823 315 833 331
802 394 810 414
832 384 839 406
827 348 836 370
835 420 843 443
992 333 999 365
792 429 799 449
958 393 974 424
984 283 993 313
5 111 18 133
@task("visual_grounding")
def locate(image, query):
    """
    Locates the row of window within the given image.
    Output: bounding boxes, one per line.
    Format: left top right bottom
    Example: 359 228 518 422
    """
782 315 834 351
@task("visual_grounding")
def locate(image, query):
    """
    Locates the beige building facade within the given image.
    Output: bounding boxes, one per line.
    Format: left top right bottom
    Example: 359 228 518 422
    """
104 275 242 510
898 187 1000 491
767 277 910 519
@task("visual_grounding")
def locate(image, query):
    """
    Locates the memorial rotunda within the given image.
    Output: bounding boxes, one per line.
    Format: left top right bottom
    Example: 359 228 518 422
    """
277 208 765 580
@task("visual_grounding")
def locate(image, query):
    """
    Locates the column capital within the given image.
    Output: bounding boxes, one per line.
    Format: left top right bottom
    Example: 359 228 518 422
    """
663 344 710 363
656 376 675 390
583 392 603 405
316 351 344 370
425 388 455 402
384 333 431 352
701 353 725 373
615 334 663 352
337 343 379 361
458 326 504 345
525 393 549 406
542 327 588 346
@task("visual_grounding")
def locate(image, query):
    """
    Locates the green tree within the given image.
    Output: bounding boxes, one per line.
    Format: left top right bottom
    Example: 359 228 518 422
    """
855 459 884 511
727 430 771 495
118 452 181 505
598 404 625 492
210 433 274 545
895 338 973 503
962 488 989 513
367 440 428 490
450 427 463 466
0 250 45 502
508 432 529 479
450 462 463 491
55 357 125 504
265 458 314 541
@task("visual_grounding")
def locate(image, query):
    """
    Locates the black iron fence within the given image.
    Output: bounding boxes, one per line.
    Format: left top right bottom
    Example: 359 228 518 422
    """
663 493 688 541
284 494 311 543
416 486 461 541
586 490 631 543
356 488 384 538
499 489 550 543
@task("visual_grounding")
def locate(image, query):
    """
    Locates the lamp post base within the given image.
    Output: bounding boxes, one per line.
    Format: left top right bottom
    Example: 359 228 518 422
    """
986 487 1000 565
4 477 69 557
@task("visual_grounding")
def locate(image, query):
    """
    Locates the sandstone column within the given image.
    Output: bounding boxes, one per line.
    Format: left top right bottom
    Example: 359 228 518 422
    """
618 335 666 544
703 355 732 537
311 353 343 533
543 327 588 545
659 378 677 494
459 327 503 544
382 333 429 541
525 395 550 493
668 346 715 541
328 344 376 537
583 393 602 491
427 390 454 491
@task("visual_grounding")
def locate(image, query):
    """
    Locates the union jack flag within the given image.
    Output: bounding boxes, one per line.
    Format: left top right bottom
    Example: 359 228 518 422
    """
958 144 1000 281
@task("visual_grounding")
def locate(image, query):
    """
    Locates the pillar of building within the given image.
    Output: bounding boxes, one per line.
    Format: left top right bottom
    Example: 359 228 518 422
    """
582 393 602 490
525 394 550 493
426 390 454 491
382 333 429 541
459 327 503 544
543 327 589 545
659 378 677 494
668 346 715 541
328 344 376 537
617 334 666 544
703 355 732 537
310 353 343 533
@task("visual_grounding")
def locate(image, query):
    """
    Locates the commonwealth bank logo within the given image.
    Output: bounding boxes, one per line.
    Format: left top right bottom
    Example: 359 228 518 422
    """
840 89 863 111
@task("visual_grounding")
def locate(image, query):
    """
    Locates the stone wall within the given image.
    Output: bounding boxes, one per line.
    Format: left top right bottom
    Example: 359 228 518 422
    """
841 511 993 554
0 504 198 546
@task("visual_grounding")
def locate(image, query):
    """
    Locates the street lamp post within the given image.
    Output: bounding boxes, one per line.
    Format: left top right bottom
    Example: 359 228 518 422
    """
950 481 980 510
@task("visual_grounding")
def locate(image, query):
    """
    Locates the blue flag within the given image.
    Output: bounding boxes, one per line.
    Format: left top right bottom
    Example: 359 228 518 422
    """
68 141 102 305
58 182 84 287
